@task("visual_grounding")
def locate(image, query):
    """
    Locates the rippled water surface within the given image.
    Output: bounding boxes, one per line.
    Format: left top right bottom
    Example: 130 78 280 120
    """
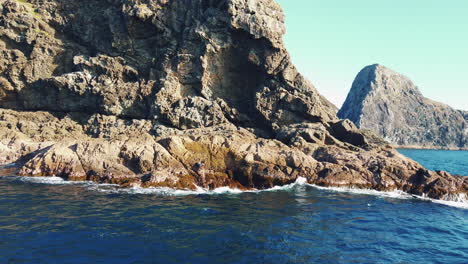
0 150 467 264
398 149 468 176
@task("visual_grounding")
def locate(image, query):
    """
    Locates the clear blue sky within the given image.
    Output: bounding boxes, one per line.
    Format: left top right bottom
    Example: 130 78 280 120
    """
276 0 468 110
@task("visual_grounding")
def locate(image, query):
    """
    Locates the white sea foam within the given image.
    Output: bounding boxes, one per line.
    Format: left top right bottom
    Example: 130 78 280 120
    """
309 184 414 200
5 176 117 187
96 177 310 196
294 177 308 185
91 184 250 196
260 176 309 192
419 193 468 209
429 199 468 209
4 176 467 209
308 184 468 209
19 176 75 185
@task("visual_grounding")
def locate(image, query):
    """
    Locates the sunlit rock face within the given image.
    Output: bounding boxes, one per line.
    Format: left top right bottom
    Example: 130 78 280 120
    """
339 64 467 150
0 0 466 202
0 0 336 126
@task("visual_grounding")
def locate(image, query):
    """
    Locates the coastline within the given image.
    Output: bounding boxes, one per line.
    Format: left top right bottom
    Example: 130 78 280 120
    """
1 175 467 208
0 0 465 202
393 145 468 151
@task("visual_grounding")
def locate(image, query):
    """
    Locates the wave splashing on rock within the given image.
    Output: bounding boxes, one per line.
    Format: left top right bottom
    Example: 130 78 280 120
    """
7 176 467 209
0 0 466 202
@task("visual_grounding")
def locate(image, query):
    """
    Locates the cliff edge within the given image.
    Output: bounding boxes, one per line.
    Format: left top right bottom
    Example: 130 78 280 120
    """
0 1 466 202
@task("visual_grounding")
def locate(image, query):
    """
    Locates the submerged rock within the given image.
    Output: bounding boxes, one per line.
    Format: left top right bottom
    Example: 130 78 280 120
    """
0 0 466 202
339 64 467 150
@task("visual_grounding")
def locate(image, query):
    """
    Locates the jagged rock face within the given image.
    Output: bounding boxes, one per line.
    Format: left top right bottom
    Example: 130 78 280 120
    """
460 110 468 120
0 1 466 202
1 108 466 202
339 64 467 150
0 0 336 130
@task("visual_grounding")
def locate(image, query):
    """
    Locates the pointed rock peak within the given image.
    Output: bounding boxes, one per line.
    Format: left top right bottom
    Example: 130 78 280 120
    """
352 64 419 95
338 64 421 125
361 63 381 71
360 63 398 74
373 64 407 79
355 63 389 75
356 64 403 82
339 64 467 150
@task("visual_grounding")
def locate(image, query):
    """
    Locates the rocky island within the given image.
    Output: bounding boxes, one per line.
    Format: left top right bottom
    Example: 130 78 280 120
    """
338 64 467 150
0 0 466 202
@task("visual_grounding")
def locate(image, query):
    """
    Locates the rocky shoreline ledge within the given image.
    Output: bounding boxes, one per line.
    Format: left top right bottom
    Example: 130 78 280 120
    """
1 109 466 202
0 0 466 202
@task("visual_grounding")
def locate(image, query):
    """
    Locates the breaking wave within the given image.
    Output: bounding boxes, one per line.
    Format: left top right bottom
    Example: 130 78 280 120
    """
4 176 467 209
309 183 468 209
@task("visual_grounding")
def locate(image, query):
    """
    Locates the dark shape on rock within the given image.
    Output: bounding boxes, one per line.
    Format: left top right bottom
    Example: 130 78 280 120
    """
330 120 367 148
339 64 467 150
0 1 465 203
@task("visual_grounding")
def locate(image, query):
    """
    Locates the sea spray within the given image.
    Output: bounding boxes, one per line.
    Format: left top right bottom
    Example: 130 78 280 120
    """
6 176 467 209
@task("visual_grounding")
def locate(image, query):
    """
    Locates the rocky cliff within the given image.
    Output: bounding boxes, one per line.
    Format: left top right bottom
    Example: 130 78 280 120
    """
0 0 466 202
339 64 467 150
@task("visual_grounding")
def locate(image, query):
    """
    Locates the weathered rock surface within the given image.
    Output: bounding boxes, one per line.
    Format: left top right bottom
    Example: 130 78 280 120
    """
0 1 466 202
339 64 467 150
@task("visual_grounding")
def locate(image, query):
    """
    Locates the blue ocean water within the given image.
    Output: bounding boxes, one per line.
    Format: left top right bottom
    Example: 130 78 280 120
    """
0 150 467 264
397 149 468 176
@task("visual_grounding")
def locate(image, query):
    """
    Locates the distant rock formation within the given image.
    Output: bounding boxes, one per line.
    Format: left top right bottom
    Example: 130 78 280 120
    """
339 64 467 150
0 1 466 202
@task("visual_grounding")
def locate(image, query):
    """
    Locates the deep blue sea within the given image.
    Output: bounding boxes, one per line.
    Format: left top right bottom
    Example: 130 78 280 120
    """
0 150 467 264
397 149 468 176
